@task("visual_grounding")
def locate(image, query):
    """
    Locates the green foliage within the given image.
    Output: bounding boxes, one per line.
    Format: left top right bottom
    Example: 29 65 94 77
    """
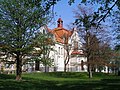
73 0 120 27
115 45 120 51
0 0 56 79
0 0 53 54
81 0 87 3
74 5 99 31
113 10 120 46
32 28 55 67
114 45 120 65
68 0 120 25
0 0 56 61
68 0 75 5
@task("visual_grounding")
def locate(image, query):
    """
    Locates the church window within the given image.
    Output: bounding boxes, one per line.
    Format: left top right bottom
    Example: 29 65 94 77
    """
81 60 84 70
61 48 63 55
58 47 60 54
74 41 78 50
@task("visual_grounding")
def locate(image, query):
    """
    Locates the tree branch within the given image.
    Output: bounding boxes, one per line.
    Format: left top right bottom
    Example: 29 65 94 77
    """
97 0 118 26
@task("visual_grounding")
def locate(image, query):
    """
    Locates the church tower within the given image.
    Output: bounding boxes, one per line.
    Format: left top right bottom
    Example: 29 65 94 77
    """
57 18 63 27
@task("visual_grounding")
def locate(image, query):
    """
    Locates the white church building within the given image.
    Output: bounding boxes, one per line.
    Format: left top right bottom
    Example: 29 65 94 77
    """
44 18 87 72
0 18 88 73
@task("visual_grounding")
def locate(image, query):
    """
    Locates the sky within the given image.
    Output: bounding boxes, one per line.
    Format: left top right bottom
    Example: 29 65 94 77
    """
48 0 80 29
48 0 116 48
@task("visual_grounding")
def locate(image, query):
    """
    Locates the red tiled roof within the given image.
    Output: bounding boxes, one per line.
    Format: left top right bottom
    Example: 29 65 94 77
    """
47 18 73 44
71 50 83 55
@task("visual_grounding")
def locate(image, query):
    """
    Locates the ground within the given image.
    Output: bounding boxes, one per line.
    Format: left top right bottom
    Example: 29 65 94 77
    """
0 72 120 90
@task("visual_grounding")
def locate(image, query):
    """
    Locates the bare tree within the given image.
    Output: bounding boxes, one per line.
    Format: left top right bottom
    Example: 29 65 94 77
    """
63 34 71 72
73 5 112 78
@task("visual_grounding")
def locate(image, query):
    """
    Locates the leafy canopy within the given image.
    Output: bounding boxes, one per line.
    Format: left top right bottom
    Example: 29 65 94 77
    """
0 0 57 56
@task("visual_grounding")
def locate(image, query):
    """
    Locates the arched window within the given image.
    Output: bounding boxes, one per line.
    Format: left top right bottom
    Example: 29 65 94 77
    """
61 48 63 55
58 47 60 54
74 41 78 50
81 60 84 70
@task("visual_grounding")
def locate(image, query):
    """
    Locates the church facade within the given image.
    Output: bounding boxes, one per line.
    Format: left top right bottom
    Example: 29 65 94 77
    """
45 18 87 72
0 18 88 73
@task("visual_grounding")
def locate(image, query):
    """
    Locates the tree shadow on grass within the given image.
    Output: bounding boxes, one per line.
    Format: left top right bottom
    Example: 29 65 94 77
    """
0 81 85 90
0 74 120 90
1 79 120 90
100 79 120 90
0 74 15 80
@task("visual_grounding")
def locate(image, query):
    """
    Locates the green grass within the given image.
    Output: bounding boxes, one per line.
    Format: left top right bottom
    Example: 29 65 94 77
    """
0 72 120 90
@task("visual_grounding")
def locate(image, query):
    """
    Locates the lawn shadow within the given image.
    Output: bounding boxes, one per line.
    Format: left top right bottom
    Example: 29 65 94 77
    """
0 73 120 90
0 74 15 80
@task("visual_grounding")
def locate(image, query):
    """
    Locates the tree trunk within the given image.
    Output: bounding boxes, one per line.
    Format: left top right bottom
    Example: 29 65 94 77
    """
45 64 47 72
64 64 67 72
107 67 110 74
81 60 84 70
16 54 22 81
44 58 48 72
86 32 92 78
64 49 70 72
88 64 92 78
35 60 40 71
87 61 92 78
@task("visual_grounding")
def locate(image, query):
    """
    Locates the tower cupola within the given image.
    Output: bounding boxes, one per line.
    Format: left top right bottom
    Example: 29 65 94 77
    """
57 18 63 27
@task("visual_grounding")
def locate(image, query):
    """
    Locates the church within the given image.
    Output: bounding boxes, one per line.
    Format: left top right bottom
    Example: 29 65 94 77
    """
42 18 87 72
0 18 88 73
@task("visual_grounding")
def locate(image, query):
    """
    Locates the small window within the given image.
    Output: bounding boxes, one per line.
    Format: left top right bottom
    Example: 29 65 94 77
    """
58 47 60 54
61 48 63 55
74 41 78 50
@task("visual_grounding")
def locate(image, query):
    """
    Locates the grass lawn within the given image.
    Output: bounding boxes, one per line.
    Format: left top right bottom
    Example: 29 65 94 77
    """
0 72 120 90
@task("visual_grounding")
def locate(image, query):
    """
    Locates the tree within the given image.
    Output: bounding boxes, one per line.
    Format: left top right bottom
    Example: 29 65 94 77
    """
114 45 120 75
99 43 114 73
85 34 99 72
73 5 96 78
68 0 119 22
112 5 120 75
113 10 120 47
85 34 114 73
0 0 57 80
73 5 112 78
62 34 71 72
32 27 54 72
